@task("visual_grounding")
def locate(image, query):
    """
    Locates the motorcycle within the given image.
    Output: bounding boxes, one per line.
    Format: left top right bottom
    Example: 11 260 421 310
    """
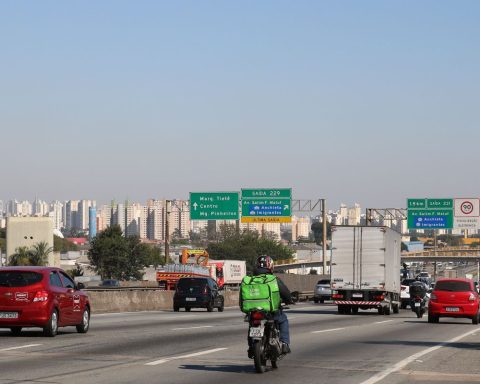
247 306 289 373
409 281 428 319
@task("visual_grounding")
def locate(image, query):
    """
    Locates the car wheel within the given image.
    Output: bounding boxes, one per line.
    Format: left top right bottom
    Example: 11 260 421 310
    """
76 307 90 334
173 305 180 312
320 298 325 304
472 313 479 325
378 306 384 315
10 327 22 336
218 300 224 312
206 301 214 312
185 307 191 312
314 298 319 304
43 309 59 337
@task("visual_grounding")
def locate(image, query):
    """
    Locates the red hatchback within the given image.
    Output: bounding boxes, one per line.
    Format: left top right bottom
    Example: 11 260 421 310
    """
0 267 91 336
428 278 480 324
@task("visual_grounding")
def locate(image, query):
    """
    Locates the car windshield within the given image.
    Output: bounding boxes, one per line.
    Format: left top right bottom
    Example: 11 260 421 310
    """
0 271 43 287
435 280 471 292
317 280 330 285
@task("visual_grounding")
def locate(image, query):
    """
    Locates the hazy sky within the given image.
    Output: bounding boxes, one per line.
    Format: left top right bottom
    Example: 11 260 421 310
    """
1 1 479 210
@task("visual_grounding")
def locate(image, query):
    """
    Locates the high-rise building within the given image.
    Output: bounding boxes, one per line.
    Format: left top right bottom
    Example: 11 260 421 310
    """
146 199 165 241
64 200 79 230
49 201 63 231
170 200 190 238
89 207 97 239
97 205 112 232
292 216 311 241
126 203 148 237
78 200 95 230
112 202 126 235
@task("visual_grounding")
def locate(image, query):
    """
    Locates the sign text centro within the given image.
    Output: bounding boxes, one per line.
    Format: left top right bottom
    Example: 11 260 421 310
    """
190 192 239 220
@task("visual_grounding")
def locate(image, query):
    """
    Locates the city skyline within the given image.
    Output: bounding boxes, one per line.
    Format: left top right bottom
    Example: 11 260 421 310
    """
2 2 479 208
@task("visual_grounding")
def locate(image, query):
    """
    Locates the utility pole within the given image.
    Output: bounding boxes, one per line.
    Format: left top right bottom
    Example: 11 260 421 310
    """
164 200 171 265
322 199 327 275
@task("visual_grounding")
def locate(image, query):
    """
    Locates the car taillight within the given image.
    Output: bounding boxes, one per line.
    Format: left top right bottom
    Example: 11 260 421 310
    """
332 293 343 299
469 293 475 301
374 295 385 301
33 291 48 302
204 286 208 294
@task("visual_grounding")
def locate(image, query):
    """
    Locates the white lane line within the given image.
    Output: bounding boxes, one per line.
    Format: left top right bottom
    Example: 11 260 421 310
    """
359 328 480 384
171 326 213 331
375 320 394 324
145 347 228 366
312 327 345 334
0 344 42 352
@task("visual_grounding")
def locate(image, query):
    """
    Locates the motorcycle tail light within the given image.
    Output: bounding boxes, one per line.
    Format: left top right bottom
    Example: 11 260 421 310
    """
251 311 265 320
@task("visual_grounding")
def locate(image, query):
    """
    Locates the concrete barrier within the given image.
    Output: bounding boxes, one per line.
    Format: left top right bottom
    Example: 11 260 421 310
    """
86 274 326 314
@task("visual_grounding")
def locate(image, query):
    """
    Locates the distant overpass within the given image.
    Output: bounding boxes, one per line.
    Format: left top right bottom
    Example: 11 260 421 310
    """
276 247 480 271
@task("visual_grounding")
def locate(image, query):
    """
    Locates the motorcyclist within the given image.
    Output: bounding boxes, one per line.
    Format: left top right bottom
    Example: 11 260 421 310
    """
247 255 293 357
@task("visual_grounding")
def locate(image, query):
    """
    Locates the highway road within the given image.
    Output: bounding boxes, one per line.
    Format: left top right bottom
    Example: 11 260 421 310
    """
1 303 480 384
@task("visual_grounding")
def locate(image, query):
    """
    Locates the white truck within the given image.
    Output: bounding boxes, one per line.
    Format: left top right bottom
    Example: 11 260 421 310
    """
209 259 246 288
330 226 401 315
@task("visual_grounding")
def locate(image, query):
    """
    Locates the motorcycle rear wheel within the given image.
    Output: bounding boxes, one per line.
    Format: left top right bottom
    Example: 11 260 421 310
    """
253 340 267 373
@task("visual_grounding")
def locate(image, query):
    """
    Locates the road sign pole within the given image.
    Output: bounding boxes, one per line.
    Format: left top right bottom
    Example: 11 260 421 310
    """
322 199 327 275
164 200 171 265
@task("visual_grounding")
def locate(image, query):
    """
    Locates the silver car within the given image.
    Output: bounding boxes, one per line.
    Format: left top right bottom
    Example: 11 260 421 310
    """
314 279 331 303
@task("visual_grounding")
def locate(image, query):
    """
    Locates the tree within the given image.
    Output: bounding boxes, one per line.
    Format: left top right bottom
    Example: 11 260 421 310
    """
68 264 84 279
54 235 79 252
9 246 32 266
311 221 332 246
88 225 152 281
29 241 53 266
207 226 294 272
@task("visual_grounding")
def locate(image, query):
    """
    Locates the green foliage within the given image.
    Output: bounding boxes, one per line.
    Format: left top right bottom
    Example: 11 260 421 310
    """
0 228 5 238
67 264 84 279
54 235 79 252
401 242 408 252
8 242 52 266
311 221 332 246
0 228 5 253
88 225 152 280
207 224 294 272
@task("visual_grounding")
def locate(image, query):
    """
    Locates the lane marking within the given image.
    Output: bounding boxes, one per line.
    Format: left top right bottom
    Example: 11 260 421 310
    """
145 347 228 366
0 344 42 352
171 326 213 331
374 320 394 324
312 327 345 334
359 328 480 384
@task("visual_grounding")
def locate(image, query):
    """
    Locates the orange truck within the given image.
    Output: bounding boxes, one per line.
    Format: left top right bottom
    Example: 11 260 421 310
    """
156 249 246 290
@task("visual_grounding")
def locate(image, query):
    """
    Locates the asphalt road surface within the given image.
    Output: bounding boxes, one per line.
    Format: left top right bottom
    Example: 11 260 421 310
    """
1 303 479 384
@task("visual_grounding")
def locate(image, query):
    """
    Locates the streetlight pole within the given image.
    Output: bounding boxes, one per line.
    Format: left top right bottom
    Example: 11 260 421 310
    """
164 200 171 265
322 199 327 275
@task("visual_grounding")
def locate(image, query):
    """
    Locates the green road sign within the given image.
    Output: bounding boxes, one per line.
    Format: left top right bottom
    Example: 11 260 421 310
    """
241 188 292 223
407 198 454 229
190 192 239 220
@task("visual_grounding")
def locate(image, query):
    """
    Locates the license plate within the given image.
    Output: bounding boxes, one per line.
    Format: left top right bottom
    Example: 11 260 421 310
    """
0 312 18 319
352 293 363 298
446 307 459 312
414 302 420 307
249 326 264 338
185 298 196 302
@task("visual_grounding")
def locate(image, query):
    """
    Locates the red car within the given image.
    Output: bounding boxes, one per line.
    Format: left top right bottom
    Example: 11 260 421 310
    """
428 278 480 324
0 266 91 336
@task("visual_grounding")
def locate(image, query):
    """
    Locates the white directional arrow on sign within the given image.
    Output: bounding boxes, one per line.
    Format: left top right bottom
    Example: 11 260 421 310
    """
284 204 289 210
193 202 198 211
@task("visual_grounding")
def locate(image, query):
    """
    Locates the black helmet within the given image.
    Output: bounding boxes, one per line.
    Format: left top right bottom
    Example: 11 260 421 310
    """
256 255 274 273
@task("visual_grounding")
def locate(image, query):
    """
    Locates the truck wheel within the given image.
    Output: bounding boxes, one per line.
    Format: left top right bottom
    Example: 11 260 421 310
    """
351 307 359 315
338 306 344 314
173 305 179 312
472 312 479 325
320 298 325 304
384 304 391 316
185 307 191 312
393 304 400 314
378 306 384 315
314 298 319 304
206 301 214 312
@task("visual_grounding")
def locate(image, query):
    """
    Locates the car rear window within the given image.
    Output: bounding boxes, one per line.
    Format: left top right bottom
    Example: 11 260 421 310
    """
0 271 43 287
435 280 471 292
176 278 208 293
317 280 330 285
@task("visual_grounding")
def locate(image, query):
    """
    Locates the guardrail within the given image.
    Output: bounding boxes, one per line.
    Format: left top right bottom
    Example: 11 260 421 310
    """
291 290 314 302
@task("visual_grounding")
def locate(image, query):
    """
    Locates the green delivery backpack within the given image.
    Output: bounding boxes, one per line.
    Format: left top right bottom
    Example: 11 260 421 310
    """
240 274 281 313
